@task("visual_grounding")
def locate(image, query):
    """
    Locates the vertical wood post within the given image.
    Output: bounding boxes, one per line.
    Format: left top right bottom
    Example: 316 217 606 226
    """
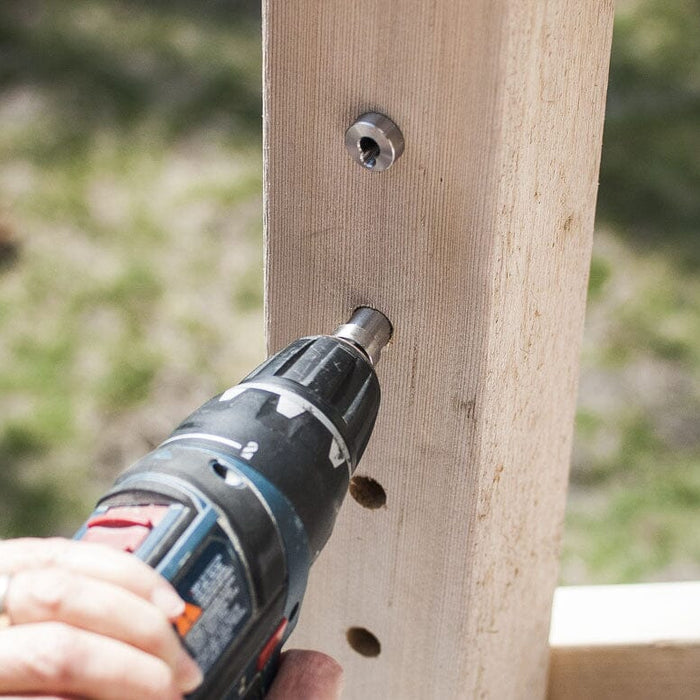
263 1 613 697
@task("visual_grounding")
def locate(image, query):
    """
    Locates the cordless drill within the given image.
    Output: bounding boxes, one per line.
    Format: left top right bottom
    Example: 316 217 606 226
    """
74 307 392 699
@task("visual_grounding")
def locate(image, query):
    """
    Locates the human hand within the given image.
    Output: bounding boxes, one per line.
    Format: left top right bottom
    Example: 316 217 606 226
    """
0 537 203 699
267 649 343 700
0 538 343 699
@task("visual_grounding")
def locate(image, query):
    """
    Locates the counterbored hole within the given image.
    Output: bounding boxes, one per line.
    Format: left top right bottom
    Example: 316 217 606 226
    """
346 627 381 657
358 136 381 169
349 475 387 509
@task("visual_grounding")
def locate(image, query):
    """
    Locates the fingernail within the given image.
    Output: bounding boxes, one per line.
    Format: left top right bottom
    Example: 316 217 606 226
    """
152 587 186 619
177 650 204 693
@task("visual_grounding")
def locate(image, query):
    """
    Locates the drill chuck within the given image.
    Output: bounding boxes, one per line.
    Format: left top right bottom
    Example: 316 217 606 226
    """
333 306 393 366
76 308 391 699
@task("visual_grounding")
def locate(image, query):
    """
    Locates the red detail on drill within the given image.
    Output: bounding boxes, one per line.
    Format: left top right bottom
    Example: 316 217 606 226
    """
87 505 169 529
256 618 288 671
82 505 169 553
82 524 151 552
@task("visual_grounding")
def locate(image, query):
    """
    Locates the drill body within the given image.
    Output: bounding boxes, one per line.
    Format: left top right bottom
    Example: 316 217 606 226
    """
75 309 390 699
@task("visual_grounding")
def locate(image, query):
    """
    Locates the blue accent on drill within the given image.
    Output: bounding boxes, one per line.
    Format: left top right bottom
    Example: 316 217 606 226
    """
156 505 220 581
210 452 311 632
136 503 186 562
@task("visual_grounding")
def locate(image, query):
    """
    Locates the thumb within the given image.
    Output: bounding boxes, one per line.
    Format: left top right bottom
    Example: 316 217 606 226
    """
267 649 343 700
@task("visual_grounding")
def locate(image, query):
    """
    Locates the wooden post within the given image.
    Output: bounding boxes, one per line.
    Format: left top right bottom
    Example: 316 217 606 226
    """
263 1 613 697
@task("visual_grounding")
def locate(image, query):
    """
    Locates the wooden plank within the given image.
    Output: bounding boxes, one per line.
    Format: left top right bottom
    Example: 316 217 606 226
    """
549 583 700 699
263 1 613 697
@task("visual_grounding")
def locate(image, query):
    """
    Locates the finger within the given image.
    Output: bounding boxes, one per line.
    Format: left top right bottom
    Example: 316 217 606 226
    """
5 568 202 693
267 650 343 700
1 696 80 699
0 622 187 700
0 539 184 619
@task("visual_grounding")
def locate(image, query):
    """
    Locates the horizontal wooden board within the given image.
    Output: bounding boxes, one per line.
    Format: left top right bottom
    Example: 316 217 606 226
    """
549 582 700 699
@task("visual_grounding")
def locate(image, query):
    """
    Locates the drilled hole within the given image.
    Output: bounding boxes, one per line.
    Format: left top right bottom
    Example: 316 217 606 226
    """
349 475 386 509
346 627 381 657
358 136 381 169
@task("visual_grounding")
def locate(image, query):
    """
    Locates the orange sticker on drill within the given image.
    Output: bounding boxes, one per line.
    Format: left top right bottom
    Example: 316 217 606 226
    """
175 602 203 637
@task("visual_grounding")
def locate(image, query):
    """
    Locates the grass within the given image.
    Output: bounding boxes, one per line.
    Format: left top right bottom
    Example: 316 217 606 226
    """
559 0 700 582
0 0 698 584
562 229 700 582
0 0 265 536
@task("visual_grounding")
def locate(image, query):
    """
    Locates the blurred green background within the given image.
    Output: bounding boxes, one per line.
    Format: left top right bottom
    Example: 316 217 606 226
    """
0 0 698 584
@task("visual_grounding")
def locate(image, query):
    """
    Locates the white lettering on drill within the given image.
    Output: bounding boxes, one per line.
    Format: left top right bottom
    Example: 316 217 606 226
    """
224 470 245 487
275 394 306 419
190 554 232 606
161 433 242 451
328 439 346 469
185 552 249 673
240 441 258 460
219 385 246 402
217 381 354 477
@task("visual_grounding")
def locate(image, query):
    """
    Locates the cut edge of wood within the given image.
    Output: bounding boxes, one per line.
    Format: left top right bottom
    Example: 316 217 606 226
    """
550 581 700 647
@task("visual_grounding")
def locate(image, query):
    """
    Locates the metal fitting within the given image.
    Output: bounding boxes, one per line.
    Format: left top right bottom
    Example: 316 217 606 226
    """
333 307 393 366
344 112 404 172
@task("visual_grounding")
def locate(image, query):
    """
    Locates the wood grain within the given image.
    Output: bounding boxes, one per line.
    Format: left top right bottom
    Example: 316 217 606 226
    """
548 582 700 699
549 645 700 700
263 1 614 697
